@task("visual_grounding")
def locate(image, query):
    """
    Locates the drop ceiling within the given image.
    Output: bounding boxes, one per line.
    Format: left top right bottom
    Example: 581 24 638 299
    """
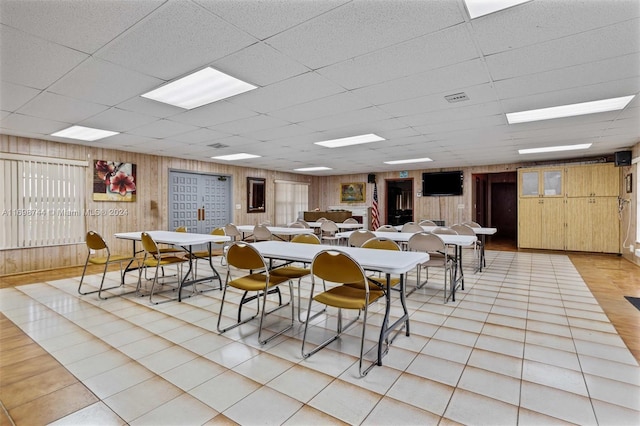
1 0 638 175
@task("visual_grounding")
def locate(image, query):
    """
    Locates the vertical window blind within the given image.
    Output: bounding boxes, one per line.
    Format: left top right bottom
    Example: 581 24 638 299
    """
274 180 309 226
0 153 87 249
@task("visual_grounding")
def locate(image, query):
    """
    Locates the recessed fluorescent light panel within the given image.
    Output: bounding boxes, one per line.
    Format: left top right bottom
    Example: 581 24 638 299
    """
211 153 261 161
519 143 592 155
384 157 433 165
507 95 635 124
314 133 385 148
294 167 332 171
464 0 530 19
141 67 256 109
51 125 119 141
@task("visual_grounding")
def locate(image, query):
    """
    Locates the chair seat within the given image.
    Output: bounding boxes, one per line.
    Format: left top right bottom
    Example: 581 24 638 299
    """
271 266 310 279
314 285 384 310
88 254 132 265
228 273 290 292
142 255 184 267
189 248 225 258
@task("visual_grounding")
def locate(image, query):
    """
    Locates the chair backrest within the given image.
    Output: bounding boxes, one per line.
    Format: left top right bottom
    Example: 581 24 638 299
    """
320 220 339 234
226 242 265 270
296 219 311 228
311 250 367 288
464 221 481 228
408 232 446 253
291 233 321 244
361 237 401 251
260 220 271 226
253 224 272 241
288 222 305 228
348 229 376 247
316 217 328 222
432 226 458 235
419 220 437 226
86 231 108 251
175 226 187 232
451 224 475 236
141 232 160 256
401 222 423 233
210 227 226 244
376 225 397 232
224 223 241 239
343 217 358 224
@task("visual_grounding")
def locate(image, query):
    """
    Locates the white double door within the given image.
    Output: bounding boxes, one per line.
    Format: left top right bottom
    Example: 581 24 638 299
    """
168 170 232 235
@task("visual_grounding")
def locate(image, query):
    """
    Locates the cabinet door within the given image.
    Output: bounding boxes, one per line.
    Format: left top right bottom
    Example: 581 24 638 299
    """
520 170 540 197
518 198 541 248
566 198 591 250
541 198 565 250
591 164 620 197
542 169 563 197
565 166 592 197
591 197 619 252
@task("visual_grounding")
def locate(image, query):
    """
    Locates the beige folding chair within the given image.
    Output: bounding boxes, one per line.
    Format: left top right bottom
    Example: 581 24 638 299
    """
407 232 454 301
348 229 376 247
451 224 481 271
218 242 294 344
400 222 423 233
78 231 136 299
376 225 397 232
252 224 272 242
288 222 305 228
419 220 437 226
224 223 242 242
138 232 188 304
302 250 385 377
320 220 341 245
343 217 359 224
296 219 311 228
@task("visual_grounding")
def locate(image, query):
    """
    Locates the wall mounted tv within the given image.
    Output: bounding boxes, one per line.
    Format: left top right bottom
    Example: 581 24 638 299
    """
422 171 463 196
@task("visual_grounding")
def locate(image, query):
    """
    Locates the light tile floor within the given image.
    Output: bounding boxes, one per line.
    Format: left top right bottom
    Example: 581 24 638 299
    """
1 250 639 425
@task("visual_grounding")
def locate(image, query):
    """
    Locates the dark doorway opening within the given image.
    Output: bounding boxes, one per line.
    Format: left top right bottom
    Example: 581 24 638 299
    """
472 172 517 248
385 179 414 226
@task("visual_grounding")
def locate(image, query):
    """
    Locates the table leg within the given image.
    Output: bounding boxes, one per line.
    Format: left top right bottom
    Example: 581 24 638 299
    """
376 273 410 366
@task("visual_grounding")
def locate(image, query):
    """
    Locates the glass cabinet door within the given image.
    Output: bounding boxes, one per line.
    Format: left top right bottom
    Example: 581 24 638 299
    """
542 170 562 196
521 171 540 196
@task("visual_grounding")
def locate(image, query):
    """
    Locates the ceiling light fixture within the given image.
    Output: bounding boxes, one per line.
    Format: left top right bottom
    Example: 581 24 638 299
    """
314 133 385 148
294 166 332 171
518 143 592 155
506 95 635 124
384 157 433 165
51 125 119 141
464 0 530 19
211 153 261 161
141 67 256 109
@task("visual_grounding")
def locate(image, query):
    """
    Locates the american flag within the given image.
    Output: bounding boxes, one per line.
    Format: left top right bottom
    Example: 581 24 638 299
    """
371 182 380 230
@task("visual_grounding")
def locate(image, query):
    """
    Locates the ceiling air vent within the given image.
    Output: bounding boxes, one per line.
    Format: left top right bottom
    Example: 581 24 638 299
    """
208 143 229 149
444 92 469 103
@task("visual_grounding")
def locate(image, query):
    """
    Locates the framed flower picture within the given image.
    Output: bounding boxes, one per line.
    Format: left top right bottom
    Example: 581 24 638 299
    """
340 182 365 203
93 160 137 201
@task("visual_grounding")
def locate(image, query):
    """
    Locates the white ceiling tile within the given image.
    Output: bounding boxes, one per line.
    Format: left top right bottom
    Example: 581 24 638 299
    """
171 128 232 144
79 107 159 132
0 0 165 53
48 58 163 106
95 1 257 80
126 119 200 139
0 113 68 135
0 81 41 112
170 101 259 128
243 124 316 142
269 92 373 123
297 107 390 132
266 0 464 69
0 24 88 89
214 114 292 135
17 92 108 124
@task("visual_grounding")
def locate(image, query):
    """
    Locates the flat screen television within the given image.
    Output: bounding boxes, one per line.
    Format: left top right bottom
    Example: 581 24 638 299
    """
422 171 463 196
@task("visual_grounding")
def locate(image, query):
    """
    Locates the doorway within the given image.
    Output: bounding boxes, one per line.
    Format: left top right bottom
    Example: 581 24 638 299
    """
385 179 414 226
168 170 232 234
472 172 517 246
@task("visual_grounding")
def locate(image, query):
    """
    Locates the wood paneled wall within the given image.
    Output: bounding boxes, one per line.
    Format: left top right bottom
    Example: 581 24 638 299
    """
0 135 316 275
620 142 639 266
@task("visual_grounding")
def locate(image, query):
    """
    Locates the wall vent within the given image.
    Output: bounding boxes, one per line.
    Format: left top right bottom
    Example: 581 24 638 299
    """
208 143 229 149
444 92 469 103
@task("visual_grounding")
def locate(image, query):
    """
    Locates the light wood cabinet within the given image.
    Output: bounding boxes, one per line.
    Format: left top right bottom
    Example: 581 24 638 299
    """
518 163 620 253
518 197 565 250
565 163 619 197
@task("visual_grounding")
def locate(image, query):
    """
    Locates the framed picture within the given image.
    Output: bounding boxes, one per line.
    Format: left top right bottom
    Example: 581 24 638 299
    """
93 160 137 202
340 182 366 203
625 173 633 193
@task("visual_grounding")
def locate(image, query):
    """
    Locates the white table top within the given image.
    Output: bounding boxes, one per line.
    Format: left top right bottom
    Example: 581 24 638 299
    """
336 230 477 246
251 241 428 275
307 222 364 230
394 225 497 235
115 230 230 245
236 225 314 236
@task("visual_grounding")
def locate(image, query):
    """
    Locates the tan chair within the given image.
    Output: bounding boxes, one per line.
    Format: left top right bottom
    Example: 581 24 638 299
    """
270 233 323 321
348 229 376 247
218 242 294 344
288 222 305 229
419 220 437 226
407 232 454 301
78 231 136 299
360 237 402 290
432 226 457 235
252 224 272 242
296 219 311 228
375 225 397 232
343 217 359 224
187 227 227 282
451 224 481 271
224 223 242 242
302 250 384 377
158 226 187 255
400 222 423 233
464 221 481 228
138 232 187 304
463 221 485 268
320 220 341 245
